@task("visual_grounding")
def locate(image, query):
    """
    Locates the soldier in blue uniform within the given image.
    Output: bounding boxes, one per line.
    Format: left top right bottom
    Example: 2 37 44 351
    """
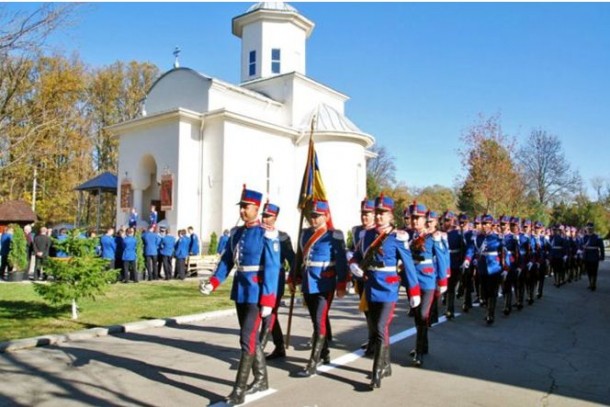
142 225 160 280
259 201 295 361
532 221 548 299
121 227 138 283
158 228 175 280
347 198 376 355
174 229 190 280
100 228 117 270
549 225 569 287
350 195 419 388
582 222 605 291
464 214 504 325
408 202 448 366
200 186 280 405
128 208 138 229
187 226 200 256
500 216 518 316
149 205 158 228
442 211 460 319
292 200 348 378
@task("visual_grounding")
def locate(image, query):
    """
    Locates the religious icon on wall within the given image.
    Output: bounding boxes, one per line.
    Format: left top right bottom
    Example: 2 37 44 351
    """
160 174 173 211
120 179 133 211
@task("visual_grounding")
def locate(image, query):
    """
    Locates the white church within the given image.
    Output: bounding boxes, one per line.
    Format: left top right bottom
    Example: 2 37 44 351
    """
109 2 375 245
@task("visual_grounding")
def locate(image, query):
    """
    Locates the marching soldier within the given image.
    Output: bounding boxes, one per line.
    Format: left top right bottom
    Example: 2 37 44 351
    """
464 214 504 325
532 221 548 299
259 201 295 361
199 186 280 405
500 216 517 316
349 195 419 388
293 200 348 378
347 198 376 356
408 202 448 366
582 222 605 291
518 219 536 307
443 211 465 319
549 225 569 287
426 210 444 326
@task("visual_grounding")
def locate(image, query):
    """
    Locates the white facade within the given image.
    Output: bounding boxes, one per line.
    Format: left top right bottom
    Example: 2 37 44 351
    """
109 2 375 246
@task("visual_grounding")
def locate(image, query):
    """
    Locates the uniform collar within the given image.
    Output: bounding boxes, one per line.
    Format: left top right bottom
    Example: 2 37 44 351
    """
245 219 260 228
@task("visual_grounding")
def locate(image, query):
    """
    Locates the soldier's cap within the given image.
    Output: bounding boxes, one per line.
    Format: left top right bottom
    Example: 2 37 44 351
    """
360 198 375 213
499 215 511 224
426 210 439 221
534 221 544 229
409 201 427 217
443 211 456 221
262 201 280 217
481 214 494 224
403 207 411 218
375 195 394 212
522 219 532 227
237 185 262 207
586 222 594 228
510 216 521 225
310 200 330 216
458 213 469 223
474 215 482 224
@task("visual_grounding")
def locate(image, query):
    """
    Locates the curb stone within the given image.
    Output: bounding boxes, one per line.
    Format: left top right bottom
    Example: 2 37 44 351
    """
0 308 236 353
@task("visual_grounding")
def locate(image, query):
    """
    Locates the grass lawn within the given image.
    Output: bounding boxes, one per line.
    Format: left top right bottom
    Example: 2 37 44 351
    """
0 279 234 343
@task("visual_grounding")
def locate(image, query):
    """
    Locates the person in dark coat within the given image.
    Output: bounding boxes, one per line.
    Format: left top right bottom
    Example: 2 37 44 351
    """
32 227 52 281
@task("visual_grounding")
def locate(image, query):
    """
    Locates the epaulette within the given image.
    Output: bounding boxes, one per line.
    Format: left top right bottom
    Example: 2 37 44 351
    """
279 231 290 242
264 229 279 240
332 229 344 240
394 229 409 242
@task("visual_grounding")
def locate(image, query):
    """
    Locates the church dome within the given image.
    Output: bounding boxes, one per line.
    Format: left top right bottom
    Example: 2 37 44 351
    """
299 103 374 148
246 2 298 13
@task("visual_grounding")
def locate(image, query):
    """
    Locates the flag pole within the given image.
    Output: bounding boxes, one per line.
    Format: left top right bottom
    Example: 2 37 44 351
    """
285 115 316 349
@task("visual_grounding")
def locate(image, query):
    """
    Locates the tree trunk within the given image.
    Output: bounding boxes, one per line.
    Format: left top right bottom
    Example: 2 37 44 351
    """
71 299 78 320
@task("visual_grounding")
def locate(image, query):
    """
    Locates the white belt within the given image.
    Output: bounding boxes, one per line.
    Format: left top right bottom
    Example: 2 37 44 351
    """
449 249 461 253
482 251 498 256
552 246 564 249
236 265 262 272
415 259 433 265
305 261 335 268
369 266 397 272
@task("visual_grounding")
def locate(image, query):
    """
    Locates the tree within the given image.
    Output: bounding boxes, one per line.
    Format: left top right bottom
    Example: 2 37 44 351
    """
457 114 525 217
413 185 457 214
208 232 218 255
33 229 118 319
7 224 28 272
518 129 581 207
366 144 397 198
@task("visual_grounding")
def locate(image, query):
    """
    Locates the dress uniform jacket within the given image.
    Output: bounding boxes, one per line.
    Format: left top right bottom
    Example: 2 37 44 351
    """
446 229 467 270
122 236 137 262
298 228 348 295
209 223 280 307
549 235 569 260
410 231 449 291
356 228 420 302
100 234 117 260
174 235 190 260
465 232 504 275
583 233 605 262
142 231 160 257
159 235 176 257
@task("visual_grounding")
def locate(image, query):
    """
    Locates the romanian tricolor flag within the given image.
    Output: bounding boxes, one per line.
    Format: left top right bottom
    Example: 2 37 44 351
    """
298 117 334 229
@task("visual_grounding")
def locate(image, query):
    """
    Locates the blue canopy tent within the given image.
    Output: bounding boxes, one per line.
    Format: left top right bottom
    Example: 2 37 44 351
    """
75 172 117 232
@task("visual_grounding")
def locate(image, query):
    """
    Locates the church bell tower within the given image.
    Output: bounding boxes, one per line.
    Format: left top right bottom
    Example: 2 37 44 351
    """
232 2 315 83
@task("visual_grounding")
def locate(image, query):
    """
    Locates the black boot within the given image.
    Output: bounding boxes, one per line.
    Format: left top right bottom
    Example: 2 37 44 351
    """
298 335 325 377
369 342 383 390
412 327 425 367
246 346 268 396
381 344 391 378
226 352 255 405
486 296 496 325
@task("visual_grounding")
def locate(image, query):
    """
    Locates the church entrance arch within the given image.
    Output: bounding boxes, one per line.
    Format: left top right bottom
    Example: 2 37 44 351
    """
136 154 163 225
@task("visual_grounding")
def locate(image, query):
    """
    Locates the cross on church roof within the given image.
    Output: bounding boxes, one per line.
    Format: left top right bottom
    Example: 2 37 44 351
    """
173 46 181 68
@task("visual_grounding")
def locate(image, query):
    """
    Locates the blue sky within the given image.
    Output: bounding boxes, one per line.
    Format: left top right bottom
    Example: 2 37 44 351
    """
8 2 610 195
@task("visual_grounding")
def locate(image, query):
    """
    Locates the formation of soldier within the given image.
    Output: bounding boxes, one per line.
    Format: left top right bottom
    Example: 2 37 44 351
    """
200 186 606 403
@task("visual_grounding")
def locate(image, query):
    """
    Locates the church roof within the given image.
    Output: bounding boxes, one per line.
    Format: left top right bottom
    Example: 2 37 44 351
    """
302 103 363 134
246 2 298 13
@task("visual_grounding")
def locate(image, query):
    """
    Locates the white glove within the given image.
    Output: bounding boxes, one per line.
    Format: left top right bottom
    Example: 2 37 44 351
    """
199 281 214 295
349 263 364 279
409 295 421 308
462 260 470 269
563 255 568 262
439 285 447 294
501 270 508 279
261 306 273 318
346 251 354 262
526 262 533 270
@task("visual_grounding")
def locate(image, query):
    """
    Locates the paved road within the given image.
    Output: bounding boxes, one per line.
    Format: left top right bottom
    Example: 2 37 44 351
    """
1 262 609 407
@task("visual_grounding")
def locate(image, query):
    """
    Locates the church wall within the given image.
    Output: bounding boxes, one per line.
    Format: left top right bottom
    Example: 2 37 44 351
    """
146 69 211 115
116 120 180 229
200 117 225 247
259 21 307 78
208 85 285 126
